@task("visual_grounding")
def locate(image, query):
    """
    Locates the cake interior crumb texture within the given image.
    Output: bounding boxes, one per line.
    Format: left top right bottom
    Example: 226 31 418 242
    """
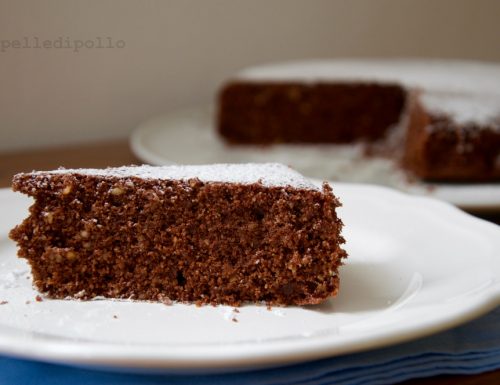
9 163 347 306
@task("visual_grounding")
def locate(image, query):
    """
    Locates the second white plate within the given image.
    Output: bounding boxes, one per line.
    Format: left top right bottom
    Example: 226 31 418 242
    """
130 108 500 211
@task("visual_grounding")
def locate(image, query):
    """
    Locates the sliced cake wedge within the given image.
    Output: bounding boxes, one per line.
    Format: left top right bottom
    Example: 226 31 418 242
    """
9 163 347 306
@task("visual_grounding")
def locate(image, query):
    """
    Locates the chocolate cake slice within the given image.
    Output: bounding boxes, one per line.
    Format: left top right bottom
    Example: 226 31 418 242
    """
9 163 347 306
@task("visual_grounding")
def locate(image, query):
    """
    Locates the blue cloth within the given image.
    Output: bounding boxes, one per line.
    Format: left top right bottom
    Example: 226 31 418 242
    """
1 307 499 385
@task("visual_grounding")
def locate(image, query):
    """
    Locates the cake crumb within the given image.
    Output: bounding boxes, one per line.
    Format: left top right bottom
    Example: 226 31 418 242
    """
74 290 86 299
157 294 173 306
25 300 31 305
113 315 118 319
224 307 241 322
0 301 8 305
35 295 43 302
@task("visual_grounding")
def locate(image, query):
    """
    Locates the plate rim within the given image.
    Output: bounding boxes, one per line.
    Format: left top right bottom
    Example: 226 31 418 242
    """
0 186 499 372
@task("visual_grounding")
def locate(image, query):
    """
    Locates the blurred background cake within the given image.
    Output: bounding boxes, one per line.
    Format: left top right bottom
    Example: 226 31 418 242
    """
217 60 500 182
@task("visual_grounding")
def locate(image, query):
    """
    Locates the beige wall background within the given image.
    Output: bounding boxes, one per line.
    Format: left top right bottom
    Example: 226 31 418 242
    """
1 0 499 152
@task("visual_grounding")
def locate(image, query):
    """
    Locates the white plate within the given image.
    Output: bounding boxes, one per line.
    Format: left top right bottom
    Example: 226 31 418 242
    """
0 186 499 373
130 108 500 211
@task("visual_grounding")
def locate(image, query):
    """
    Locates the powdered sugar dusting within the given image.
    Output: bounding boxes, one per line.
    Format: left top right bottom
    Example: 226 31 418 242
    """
421 93 500 129
28 163 321 191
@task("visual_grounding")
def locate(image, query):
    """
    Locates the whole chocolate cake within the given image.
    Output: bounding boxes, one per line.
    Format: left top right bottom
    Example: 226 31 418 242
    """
9 163 347 306
217 59 500 182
